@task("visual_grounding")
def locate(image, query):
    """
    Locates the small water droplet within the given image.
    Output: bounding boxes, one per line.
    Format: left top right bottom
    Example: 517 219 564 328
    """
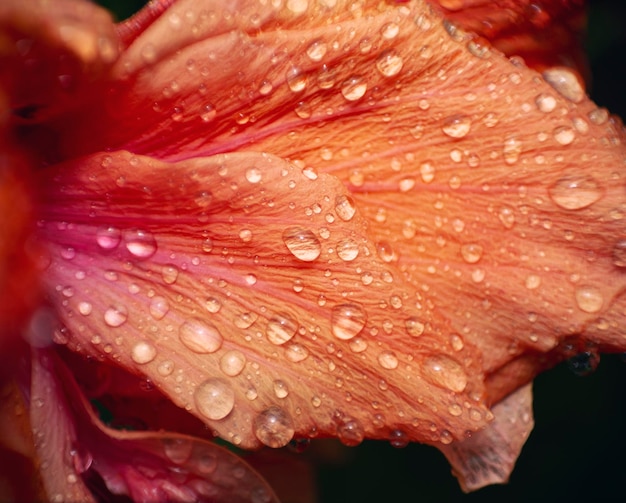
157 360 174 376
179 318 223 353
131 341 157 364
273 380 289 399
422 355 468 392
104 305 128 327
525 275 541 290
219 350 246 377
245 167 262 183
337 418 364 446
253 406 295 448
535 93 556 113
205 297 221 313
285 342 309 362
442 115 471 138
420 161 435 183
553 125 575 145
574 286 603 313
200 103 216 122
348 337 367 353
405 317 425 337
450 334 464 351
389 429 408 448
548 175 602 210
148 297 169 320
306 40 327 61
460 243 483 264
335 195 356 221
376 241 397 263
503 137 522 165
498 206 515 228
194 378 234 420
376 50 403 77
77 302 92 316
125 229 157 259
286 67 307 92
341 76 367 101
96 226 121 250
378 351 399 370
287 0 308 14
266 313 298 345
282 227 322 262
331 303 367 340
337 239 359 261
381 22 399 39
161 265 179 285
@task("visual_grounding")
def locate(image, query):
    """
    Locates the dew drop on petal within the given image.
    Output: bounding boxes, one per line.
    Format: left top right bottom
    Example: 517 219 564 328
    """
96 226 121 250
331 303 367 340
548 175 602 210
337 418 364 446
286 67 307 92
378 351 399 370
376 50 403 77
335 195 356 221
381 22 399 39
273 380 289 399
157 360 174 376
498 206 516 229
245 167 262 183
179 318 223 353
422 355 468 392
161 265 179 285
220 350 246 377
287 0 308 14
341 76 367 101
441 115 471 138
337 239 359 261
612 240 626 268
78 302 92 316
266 313 298 345
543 67 584 103
104 305 128 327
574 286 604 313
553 126 575 145
535 94 556 113
282 227 322 262
306 40 327 61
149 296 169 320
163 438 193 464
194 378 235 420
405 317 425 337
503 137 522 165
253 406 295 448
285 343 309 362
460 243 483 264
130 341 157 364
420 162 435 183
205 297 221 313
124 229 157 258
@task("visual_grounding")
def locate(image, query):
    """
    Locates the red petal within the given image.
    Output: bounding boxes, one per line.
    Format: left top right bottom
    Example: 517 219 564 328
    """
30 347 278 502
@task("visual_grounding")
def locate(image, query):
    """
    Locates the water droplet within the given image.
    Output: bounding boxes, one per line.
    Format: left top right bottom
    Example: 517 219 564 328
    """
259 80 273 95
282 227 322 262
273 380 289 399
574 286 603 313
131 341 157 364
543 67 584 103
200 103 216 122
376 241 397 263
422 355 468 392
376 50 403 77
219 350 246 377
348 337 367 353
553 126 575 145
104 305 128 327
285 342 309 362
460 244 483 264
535 93 556 113
399 178 415 192
161 265 179 285
503 137 522 165
266 314 298 345
77 302 92 316
194 378 235 420
341 76 367 101
405 317 425 337
96 226 121 250
245 167 262 183
548 175 602 210
331 303 367 340
337 239 359 261
148 296 169 320
448 403 463 417
381 22 399 39
234 312 257 329
287 0 308 14
441 115 471 138
125 229 157 259
389 429 408 448
286 67 307 92
378 351 398 370
612 240 626 268
335 195 356 221
157 360 174 376
253 406 295 448
163 438 193 464
205 297 221 313
337 418 364 446
201 237 213 253
525 275 541 290
179 318 223 353
420 161 435 183
450 334 464 351
498 206 516 228
306 40 327 61
245 273 257 285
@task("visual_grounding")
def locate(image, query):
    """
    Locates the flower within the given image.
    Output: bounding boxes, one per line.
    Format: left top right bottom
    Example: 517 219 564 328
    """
1 0 625 500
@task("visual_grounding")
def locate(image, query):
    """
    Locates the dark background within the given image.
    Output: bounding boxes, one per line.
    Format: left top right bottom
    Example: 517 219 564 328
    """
95 1 626 501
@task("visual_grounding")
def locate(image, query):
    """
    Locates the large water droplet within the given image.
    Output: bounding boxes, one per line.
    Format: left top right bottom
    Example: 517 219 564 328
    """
378 351 399 370
331 303 367 340
306 40 327 61
194 378 235 420
285 343 309 362
574 286 603 313
282 227 322 262
179 318 223 353
376 50 403 77
337 239 359 261
266 313 298 345
104 305 128 327
124 229 157 258
253 406 295 448
337 418 364 446
542 67 584 103
96 226 121 250
131 341 157 364
335 195 356 221
341 76 367 101
286 67 307 92
548 176 602 210
441 115 471 138
422 355 468 392
220 350 246 377
245 167 262 184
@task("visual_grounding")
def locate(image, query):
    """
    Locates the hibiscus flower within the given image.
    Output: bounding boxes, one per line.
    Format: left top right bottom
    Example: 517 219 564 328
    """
1 0 625 501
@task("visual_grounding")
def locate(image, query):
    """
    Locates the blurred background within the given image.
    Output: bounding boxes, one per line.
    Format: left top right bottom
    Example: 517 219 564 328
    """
94 1 626 501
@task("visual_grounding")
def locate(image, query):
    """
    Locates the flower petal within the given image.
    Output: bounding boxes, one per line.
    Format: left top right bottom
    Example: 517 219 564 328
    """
37 150 491 449
30 347 279 502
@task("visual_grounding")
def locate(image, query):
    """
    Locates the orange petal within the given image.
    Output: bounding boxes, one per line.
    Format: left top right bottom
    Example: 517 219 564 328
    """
30 347 279 502
37 150 491 449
